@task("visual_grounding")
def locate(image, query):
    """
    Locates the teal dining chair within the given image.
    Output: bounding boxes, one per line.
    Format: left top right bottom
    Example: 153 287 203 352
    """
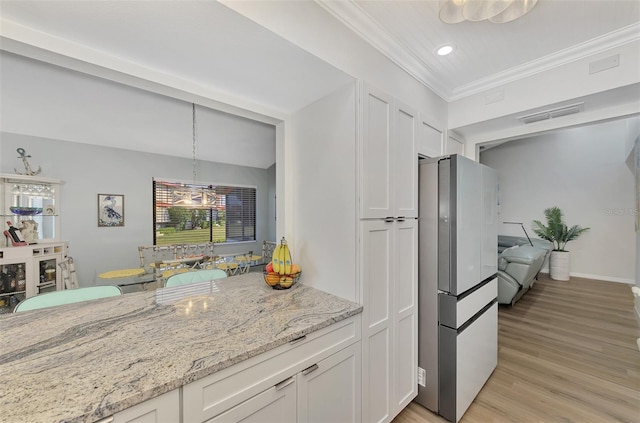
14 285 122 312
165 269 227 287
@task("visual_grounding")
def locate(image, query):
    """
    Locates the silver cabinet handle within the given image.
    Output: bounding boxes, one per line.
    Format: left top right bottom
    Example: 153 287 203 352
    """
301 363 319 376
275 376 295 390
385 217 395 222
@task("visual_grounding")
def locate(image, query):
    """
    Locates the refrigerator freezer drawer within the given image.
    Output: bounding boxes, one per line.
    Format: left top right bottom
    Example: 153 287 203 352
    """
438 302 497 423
439 277 497 330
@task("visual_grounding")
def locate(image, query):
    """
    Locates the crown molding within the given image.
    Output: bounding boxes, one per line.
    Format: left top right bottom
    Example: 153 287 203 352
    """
317 1 640 103
315 0 449 100
449 22 640 101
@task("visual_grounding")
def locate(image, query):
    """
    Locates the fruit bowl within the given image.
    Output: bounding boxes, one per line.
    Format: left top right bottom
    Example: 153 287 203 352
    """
263 269 301 290
10 206 43 216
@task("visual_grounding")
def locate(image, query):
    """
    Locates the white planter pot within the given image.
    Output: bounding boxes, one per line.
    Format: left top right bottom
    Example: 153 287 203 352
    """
550 251 570 281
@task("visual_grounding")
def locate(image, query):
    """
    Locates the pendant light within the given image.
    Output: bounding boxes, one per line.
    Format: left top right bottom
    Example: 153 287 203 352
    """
439 0 538 24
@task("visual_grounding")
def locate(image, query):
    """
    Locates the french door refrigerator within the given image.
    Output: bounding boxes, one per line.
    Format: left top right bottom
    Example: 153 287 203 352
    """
415 154 498 423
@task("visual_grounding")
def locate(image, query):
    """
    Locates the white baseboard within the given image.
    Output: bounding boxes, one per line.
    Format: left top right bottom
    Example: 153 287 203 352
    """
539 271 634 285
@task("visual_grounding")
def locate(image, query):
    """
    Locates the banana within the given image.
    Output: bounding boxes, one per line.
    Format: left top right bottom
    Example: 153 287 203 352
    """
272 242 282 274
278 238 286 275
282 239 292 275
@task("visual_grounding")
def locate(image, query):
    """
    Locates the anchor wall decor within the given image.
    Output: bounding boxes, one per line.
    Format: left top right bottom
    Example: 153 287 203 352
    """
14 148 41 176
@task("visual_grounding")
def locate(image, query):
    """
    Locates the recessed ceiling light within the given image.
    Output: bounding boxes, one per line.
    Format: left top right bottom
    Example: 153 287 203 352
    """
437 45 454 56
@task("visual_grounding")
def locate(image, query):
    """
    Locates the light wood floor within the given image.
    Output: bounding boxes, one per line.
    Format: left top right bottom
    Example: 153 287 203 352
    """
393 274 640 423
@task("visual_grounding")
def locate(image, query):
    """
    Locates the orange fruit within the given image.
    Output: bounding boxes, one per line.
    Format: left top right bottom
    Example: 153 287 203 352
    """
279 276 294 288
265 272 280 286
291 264 301 274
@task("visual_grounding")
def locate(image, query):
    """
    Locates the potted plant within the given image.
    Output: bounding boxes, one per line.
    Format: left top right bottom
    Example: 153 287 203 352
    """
532 206 590 281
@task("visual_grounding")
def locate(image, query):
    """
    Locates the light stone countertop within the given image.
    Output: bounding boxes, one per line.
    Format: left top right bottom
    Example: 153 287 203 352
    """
0 272 362 423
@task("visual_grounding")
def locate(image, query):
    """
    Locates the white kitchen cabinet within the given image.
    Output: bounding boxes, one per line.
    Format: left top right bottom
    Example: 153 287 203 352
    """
207 377 297 423
204 341 361 423
446 136 465 155
360 84 418 219
418 119 443 158
391 219 418 414
393 100 419 219
297 342 361 423
183 315 361 423
109 389 180 423
360 219 417 423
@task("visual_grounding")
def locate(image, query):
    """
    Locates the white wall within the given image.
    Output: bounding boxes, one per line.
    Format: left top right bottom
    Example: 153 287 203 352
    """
221 1 447 131
1 133 276 285
290 82 358 301
449 40 640 130
480 119 636 283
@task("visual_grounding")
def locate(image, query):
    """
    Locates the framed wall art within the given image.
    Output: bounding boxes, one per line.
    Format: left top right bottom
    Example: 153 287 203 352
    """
98 194 125 227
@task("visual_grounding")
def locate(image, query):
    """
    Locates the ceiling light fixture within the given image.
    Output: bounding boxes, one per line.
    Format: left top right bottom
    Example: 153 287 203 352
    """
171 103 217 209
439 0 538 24
437 45 455 56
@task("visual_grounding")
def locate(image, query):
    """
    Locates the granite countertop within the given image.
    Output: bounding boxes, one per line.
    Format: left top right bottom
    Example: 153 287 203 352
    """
0 272 362 423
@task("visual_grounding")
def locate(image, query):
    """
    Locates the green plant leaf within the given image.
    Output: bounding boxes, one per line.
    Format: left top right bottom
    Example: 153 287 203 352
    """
531 207 589 251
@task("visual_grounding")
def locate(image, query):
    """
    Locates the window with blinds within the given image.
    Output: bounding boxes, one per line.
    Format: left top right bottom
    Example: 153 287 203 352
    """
153 179 256 245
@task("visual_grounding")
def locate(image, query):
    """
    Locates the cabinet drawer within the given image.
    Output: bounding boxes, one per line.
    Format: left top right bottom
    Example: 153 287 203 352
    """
205 377 297 423
107 389 179 423
183 315 360 423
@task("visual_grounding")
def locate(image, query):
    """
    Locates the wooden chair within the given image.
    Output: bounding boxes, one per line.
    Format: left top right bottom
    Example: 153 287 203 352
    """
14 285 122 312
58 256 79 290
165 269 227 287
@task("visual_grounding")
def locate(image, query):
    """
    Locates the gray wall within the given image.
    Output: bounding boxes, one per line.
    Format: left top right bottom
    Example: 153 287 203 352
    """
1 133 276 285
480 118 637 283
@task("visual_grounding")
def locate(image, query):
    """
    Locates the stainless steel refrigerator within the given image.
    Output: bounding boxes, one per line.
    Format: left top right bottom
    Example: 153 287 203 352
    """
415 154 498 423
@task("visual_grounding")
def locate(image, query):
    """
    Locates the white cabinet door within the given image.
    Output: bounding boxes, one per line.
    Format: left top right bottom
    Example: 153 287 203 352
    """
446 136 464 155
361 85 418 219
361 220 392 423
297 343 362 423
206 378 297 423
361 84 393 219
361 219 418 423
418 119 442 159
394 101 418 219
392 219 418 415
112 389 179 423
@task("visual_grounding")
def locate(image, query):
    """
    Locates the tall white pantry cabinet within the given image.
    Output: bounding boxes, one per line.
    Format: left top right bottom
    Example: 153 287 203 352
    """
290 80 438 422
359 83 419 423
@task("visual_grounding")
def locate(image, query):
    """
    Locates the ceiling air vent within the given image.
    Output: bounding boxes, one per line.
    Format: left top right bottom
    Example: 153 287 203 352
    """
517 102 584 125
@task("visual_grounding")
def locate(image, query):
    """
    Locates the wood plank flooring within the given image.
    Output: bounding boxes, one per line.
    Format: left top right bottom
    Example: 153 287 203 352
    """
393 274 640 423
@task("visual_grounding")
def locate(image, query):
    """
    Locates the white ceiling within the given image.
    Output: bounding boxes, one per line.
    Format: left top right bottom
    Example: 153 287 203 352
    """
0 0 638 166
1 52 281 169
0 1 355 169
319 0 640 101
